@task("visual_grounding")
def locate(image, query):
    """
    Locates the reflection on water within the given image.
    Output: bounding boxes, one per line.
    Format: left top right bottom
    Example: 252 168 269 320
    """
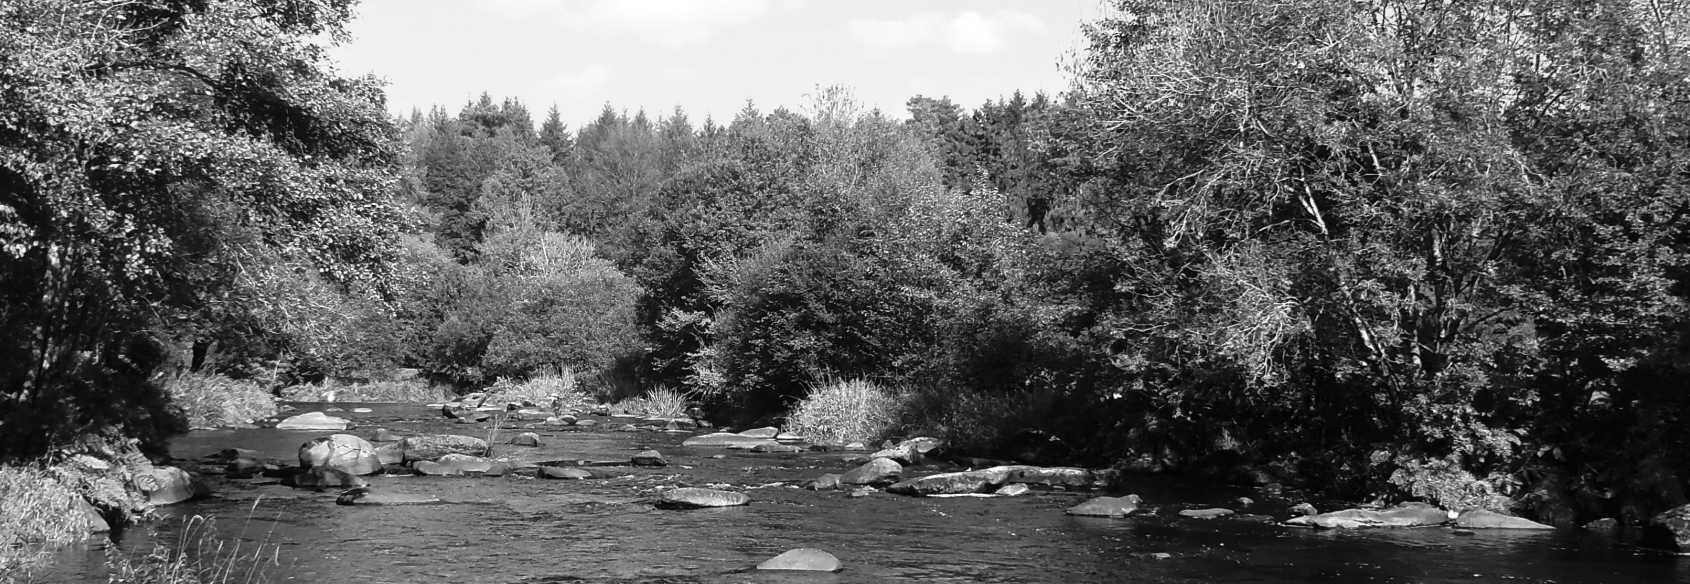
36 404 1690 583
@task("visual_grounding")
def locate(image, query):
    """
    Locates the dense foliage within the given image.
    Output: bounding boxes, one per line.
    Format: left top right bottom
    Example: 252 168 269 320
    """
7 0 1690 528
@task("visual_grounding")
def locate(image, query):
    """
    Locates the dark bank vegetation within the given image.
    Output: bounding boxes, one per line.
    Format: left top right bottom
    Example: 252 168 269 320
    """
4 3 1690 570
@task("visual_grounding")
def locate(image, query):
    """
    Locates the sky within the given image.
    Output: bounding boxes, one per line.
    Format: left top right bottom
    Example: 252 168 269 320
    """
327 0 1108 128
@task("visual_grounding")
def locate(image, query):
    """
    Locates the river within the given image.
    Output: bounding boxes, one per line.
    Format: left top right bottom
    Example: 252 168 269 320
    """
36 403 1690 583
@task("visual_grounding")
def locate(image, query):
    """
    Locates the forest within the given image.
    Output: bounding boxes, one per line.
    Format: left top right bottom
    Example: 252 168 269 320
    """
3 0 1690 538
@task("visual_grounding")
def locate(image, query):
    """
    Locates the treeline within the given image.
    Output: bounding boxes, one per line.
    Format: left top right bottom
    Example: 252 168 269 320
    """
5 0 1690 526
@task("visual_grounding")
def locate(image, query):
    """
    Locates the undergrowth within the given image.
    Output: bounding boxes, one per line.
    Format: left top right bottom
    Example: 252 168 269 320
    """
784 378 902 445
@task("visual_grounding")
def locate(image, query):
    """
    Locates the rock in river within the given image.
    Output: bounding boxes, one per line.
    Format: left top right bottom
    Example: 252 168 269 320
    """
276 412 350 431
631 450 668 467
682 432 775 448
869 436 944 464
299 434 381 476
658 487 750 509
756 548 840 572
507 432 542 447
1067 495 1142 518
1648 504 1690 551
538 466 593 480
144 466 207 505
1455 509 1554 530
738 426 780 439
1285 502 1452 529
400 434 489 462
995 483 1031 497
886 467 1016 496
1179 508 1235 519
839 458 902 486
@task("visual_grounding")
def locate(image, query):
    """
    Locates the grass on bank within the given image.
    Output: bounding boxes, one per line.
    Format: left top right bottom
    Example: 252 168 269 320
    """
108 512 281 584
784 378 902 445
0 465 89 577
611 386 691 420
483 366 589 411
164 372 277 429
277 377 450 403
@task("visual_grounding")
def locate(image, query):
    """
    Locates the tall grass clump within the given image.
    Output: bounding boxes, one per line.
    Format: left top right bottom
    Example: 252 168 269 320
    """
785 378 902 445
277 378 450 403
484 366 589 410
108 512 281 584
0 465 91 576
613 386 691 420
164 373 277 429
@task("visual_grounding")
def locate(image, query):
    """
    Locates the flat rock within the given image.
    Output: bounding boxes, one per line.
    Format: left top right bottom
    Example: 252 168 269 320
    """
350 407 373 413
1286 502 1451 529
869 436 944 464
1005 466 1096 488
886 467 1014 496
371 428 403 442
508 432 542 447
1179 508 1236 519
1067 495 1142 517
352 493 442 505
738 426 780 439
1585 517 1619 531
574 419 598 428
658 487 750 509
276 412 350 431
756 548 840 572
995 483 1031 496
840 458 902 486
682 432 778 448
751 443 803 453
726 440 782 451
1455 509 1554 530
400 434 489 462
299 434 382 476
538 466 593 480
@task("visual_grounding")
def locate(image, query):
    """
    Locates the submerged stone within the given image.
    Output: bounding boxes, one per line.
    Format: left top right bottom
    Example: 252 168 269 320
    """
1067 495 1142 518
756 548 840 572
1285 502 1451 529
1455 509 1554 530
276 412 350 431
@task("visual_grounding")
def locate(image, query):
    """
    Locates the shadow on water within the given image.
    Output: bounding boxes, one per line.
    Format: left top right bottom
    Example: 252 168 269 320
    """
36 403 1690 583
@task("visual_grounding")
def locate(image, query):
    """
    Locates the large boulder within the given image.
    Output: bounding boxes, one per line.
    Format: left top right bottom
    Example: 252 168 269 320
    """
144 466 207 505
507 432 542 447
1179 508 1236 519
657 488 750 509
298 434 381 476
886 468 1014 496
275 412 350 431
1455 509 1554 530
400 434 489 462
840 458 902 486
414 453 496 476
1285 502 1451 529
682 432 779 448
1648 504 1690 551
1067 495 1142 517
756 548 840 572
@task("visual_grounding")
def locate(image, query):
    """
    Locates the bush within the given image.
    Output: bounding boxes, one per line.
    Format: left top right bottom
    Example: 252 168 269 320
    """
613 386 691 420
164 373 276 429
277 378 450 403
784 378 902 445
483 367 589 411
0 464 88 576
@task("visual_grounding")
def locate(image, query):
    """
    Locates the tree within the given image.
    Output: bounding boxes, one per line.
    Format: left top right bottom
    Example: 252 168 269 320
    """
0 0 404 459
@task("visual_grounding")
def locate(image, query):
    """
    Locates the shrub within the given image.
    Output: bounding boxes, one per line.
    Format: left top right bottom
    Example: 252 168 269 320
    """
614 386 692 420
785 378 902 445
483 367 589 411
1387 455 1516 512
0 464 88 576
164 373 276 429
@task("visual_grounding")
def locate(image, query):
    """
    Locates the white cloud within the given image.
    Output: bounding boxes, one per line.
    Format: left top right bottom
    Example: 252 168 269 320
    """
849 10 1045 55
548 64 611 90
585 0 772 45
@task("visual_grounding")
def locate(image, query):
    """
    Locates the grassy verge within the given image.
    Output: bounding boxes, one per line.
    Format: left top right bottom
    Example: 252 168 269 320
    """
784 378 902 445
482 366 587 410
164 372 277 429
0 464 91 577
107 513 281 584
278 378 450 403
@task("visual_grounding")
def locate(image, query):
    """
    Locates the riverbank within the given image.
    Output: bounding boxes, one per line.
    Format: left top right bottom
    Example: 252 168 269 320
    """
24 402 1690 584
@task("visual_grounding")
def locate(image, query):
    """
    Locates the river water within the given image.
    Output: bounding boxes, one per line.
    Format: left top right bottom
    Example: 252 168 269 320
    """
36 403 1690 583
